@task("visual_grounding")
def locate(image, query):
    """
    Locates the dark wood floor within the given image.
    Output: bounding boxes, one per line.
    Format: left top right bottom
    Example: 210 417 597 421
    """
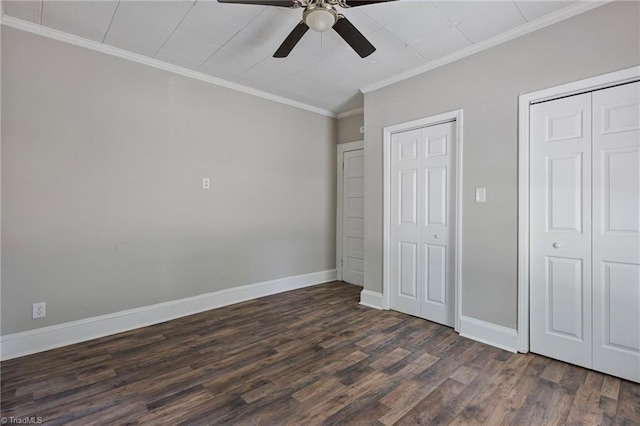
1 282 639 425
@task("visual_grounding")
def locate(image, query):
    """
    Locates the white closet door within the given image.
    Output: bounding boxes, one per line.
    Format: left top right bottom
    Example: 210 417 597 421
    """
390 122 455 326
391 128 422 317
421 121 455 327
530 93 593 368
592 82 640 383
342 149 365 286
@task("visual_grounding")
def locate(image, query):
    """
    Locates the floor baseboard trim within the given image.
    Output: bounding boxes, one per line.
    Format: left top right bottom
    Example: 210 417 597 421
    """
359 289 384 310
0 269 337 361
459 315 519 353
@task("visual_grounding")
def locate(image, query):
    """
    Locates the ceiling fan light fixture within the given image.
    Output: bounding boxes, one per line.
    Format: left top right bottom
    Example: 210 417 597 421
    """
303 4 337 32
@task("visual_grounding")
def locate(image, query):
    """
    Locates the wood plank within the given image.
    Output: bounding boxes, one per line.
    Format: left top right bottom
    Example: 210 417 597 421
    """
601 375 621 400
240 381 277 404
449 365 480 385
539 385 575 425
540 358 568 384
566 371 605 424
448 351 533 424
368 347 411 371
395 378 466 425
595 396 618 426
616 379 640 423
291 376 346 403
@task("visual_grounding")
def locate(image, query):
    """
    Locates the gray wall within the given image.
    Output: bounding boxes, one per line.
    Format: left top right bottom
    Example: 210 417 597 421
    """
338 113 364 144
364 2 640 329
1 27 337 335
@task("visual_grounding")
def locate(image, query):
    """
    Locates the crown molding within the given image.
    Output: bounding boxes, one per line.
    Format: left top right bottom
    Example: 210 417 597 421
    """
0 15 338 118
361 1 611 94
337 107 364 119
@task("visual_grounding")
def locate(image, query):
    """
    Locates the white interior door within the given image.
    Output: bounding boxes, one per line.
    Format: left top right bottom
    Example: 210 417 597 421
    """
530 93 593 369
421 122 456 327
391 128 422 317
341 149 364 286
592 82 640 383
530 81 640 383
390 122 455 326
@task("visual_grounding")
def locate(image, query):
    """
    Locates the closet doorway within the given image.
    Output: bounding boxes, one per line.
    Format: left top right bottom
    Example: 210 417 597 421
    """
383 110 463 330
519 67 640 383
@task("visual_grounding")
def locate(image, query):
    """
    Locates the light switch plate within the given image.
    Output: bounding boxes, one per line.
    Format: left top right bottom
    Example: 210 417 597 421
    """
476 188 486 203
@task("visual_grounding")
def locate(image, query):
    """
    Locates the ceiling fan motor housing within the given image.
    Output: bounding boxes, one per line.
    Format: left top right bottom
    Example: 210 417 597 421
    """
303 3 338 32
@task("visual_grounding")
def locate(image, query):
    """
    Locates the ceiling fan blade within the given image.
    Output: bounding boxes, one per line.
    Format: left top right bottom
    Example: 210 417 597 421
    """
217 0 295 7
273 22 309 58
342 0 397 7
332 16 375 58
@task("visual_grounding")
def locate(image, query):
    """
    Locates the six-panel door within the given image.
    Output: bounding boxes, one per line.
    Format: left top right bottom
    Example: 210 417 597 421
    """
530 82 640 383
530 93 593 369
592 82 640 383
390 122 455 327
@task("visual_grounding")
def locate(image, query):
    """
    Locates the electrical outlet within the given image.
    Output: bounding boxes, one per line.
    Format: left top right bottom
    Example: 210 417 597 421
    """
202 177 210 190
32 302 46 319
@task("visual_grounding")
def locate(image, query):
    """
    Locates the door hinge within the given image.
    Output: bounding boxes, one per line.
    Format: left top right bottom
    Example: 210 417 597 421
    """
342 161 344 170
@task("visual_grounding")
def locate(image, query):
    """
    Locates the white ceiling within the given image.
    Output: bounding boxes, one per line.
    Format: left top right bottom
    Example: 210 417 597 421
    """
3 0 578 114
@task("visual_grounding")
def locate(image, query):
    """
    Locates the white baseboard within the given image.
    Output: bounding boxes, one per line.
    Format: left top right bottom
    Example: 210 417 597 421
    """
360 289 384 310
0 269 337 361
458 315 519 353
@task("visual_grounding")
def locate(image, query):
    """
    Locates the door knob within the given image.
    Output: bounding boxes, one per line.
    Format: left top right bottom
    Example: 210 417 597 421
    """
552 242 561 248
434 234 441 239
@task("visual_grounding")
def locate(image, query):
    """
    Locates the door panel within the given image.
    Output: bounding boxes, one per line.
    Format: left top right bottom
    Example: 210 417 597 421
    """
425 167 447 226
602 148 640 233
546 153 583 233
420 122 455 326
530 93 593 369
425 243 446 306
545 110 584 142
390 122 455 326
546 256 584 340
399 242 418 298
341 149 364 286
592 82 640 383
602 262 640 352
391 129 422 316
400 170 418 225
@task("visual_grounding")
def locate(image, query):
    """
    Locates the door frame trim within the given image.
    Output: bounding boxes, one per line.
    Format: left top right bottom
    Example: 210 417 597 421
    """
517 66 640 353
337 140 364 283
382 109 464 332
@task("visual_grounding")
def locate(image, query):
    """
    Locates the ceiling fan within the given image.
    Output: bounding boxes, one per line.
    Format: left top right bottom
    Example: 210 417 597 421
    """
217 0 397 58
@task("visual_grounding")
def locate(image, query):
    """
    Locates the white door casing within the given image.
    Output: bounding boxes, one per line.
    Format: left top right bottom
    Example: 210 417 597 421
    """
342 149 365 286
530 93 593 369
592 82 640 383
390 121 456 327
